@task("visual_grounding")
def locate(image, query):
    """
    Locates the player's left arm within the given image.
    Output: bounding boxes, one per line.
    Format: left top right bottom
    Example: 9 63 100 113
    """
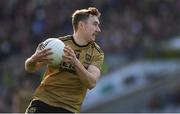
63 46 103 89
74 61 101 90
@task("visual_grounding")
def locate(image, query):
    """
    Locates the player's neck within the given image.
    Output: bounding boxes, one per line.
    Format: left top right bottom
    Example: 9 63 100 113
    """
73 32 89 46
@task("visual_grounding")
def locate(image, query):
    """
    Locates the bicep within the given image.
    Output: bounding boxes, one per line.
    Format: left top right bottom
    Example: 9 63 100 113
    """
87 65 101 80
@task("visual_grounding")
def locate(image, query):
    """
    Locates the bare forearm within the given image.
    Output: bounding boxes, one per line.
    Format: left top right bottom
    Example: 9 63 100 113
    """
74 59 97 89
63 46 100 89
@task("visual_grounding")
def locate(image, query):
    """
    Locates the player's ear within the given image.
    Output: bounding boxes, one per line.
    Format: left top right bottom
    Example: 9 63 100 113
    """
79 21 85 30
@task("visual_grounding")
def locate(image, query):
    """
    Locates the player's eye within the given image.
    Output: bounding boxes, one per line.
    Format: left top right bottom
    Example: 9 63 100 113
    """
94 22 98 26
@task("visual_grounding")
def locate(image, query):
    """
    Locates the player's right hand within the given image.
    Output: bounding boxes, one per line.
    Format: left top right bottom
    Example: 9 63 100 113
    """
30 42 53 64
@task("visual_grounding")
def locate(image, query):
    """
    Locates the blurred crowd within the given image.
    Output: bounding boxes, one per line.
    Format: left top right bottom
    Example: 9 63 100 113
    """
0 0 180 112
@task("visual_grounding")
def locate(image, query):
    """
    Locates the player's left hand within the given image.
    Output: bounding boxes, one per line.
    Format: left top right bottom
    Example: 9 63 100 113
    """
62 46 78 65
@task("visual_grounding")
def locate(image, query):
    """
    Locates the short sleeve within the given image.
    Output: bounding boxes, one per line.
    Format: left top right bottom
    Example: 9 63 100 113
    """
91 51 104 71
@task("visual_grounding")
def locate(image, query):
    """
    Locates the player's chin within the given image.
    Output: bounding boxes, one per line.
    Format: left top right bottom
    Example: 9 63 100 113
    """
91 35 96 42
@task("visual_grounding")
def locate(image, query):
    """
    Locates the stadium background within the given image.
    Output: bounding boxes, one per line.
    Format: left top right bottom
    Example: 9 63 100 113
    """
1 0 180 112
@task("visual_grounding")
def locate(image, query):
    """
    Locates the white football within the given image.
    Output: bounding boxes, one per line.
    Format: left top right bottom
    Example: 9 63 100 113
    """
42 38 65 66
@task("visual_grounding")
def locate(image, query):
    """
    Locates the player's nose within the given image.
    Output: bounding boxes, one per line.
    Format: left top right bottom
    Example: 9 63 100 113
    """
97 26 101 32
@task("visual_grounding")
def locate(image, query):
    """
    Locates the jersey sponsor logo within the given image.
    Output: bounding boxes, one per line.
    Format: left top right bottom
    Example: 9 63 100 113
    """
83 54 91 69
59 50 92 74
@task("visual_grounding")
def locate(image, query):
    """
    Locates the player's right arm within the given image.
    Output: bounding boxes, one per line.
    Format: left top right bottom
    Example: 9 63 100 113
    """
25 43 53 73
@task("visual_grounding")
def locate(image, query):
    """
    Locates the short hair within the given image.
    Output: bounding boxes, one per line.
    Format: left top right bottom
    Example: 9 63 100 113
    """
72 7 101 32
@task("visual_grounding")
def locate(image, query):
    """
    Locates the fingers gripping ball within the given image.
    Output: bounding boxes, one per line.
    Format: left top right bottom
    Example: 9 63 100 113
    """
42 38 65 66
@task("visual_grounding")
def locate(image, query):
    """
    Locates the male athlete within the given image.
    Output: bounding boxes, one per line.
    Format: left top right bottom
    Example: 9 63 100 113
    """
25 7 104 113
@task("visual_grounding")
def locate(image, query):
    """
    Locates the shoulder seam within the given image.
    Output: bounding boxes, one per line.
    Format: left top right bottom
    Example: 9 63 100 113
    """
58 35 72 41
93 43 103 54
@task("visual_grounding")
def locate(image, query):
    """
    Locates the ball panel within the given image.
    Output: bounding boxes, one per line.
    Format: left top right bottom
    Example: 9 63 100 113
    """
42 38 65 66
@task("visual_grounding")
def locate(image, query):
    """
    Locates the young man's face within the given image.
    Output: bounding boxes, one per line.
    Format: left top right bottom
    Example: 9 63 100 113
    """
82 15 101 42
